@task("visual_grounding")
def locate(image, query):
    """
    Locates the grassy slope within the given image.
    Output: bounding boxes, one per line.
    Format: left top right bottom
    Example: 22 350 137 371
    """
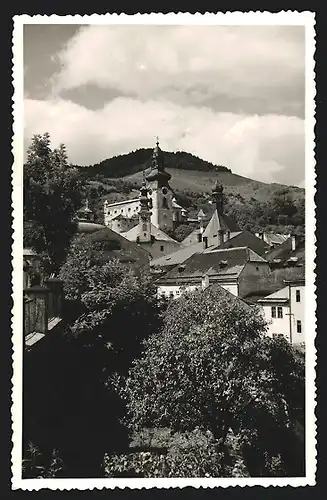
122 168 304 203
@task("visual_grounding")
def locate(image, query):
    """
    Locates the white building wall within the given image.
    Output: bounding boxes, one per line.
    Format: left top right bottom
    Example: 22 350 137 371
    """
260 303 291 342
157 281 238 299
104 200 140 225
289 284 305 345
157 284 198 299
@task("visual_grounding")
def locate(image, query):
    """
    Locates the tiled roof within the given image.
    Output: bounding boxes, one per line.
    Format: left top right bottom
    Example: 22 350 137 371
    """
159 246 266 283
205 230 270 257
242 266 305 301
257 232 291 246
105 198 139 207
257 286 289 303
86 226 150 269
122 223 180 243
150 242 204 268
77 221 106 234
202 209 240 238
265 237 305 264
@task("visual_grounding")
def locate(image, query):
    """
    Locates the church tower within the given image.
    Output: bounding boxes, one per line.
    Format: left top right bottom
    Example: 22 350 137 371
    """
137 178 152 243
212 180 226 246
145 137 174 232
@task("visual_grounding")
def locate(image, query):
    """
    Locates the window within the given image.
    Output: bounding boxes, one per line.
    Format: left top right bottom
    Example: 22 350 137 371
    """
162 197 168 209
169 292 174 299
144 233 147 237
160 245 164 252
277 306 283 319
128 207 131 211
296 289 301 302
297 320 302 333
114 210 117 214
271 306 276 318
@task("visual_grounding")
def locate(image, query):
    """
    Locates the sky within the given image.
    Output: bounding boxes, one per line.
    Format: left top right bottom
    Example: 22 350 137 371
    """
23 24 306 187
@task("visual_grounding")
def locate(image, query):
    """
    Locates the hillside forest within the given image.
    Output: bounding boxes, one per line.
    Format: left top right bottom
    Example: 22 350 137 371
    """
75 148 305 241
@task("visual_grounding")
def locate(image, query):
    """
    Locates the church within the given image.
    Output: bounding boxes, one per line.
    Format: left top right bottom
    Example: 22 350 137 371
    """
103 139 185 259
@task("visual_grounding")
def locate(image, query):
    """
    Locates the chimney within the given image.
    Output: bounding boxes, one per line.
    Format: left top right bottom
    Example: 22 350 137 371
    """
202 274 210 290
203 236 208 249
291 235 296 252
218 229 224 247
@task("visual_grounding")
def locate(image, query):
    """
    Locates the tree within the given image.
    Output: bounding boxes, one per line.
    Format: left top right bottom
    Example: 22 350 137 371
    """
59 235 165 371
24 133 85 274
118 285 305 476
173 223 198 242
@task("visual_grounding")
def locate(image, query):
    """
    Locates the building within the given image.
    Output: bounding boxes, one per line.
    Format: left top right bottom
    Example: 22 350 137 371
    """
256 279 305 345
120 181 181 259
255 232 291 248
150 182 269 273
103 139 185 233
156 246 271 300
85 225 151 271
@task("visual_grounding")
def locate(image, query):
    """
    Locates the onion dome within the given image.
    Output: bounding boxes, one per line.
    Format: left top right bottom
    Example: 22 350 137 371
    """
145 137 171 184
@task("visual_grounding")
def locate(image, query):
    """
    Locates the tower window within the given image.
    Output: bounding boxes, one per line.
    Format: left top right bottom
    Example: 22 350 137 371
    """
296 289 301 302
162 197 168 209
297 320 302 333
160 245 164 252
162 187 168 195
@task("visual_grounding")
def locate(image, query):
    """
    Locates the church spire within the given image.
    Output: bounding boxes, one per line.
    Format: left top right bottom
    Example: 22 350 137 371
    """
146 137 171 184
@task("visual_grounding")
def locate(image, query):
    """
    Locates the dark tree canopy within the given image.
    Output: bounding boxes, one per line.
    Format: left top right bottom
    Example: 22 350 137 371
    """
24 133 85 274
118 286 305 475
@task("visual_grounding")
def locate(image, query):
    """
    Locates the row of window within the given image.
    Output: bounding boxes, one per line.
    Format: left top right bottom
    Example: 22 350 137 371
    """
271 306 283 319
108 206 140 215
271 306 302 333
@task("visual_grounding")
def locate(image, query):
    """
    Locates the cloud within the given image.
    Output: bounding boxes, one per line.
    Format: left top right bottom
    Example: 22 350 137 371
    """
51 25 305 117
24 97 304 186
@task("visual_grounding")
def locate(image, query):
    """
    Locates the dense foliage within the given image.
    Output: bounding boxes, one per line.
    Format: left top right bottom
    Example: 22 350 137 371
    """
75 148 231 179
24 133 85 274
117 286 305 476
59 235 164 370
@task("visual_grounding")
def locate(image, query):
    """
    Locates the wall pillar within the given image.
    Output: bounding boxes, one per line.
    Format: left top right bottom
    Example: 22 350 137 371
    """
23 285 49 334
43 278 64 318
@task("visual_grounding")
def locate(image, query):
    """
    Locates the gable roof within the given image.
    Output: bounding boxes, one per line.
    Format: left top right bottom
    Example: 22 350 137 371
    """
242 266 305 302
150 241 205 268
159 246 267 283
205 230 270 257
257 286 289 303
256 232 290 246
202 209 240 238
122 223 180 244
105 198 139 208
265 236 305 266
86 226 150 269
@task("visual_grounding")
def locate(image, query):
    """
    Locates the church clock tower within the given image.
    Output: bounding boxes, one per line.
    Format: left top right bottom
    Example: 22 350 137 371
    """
145 138 174 232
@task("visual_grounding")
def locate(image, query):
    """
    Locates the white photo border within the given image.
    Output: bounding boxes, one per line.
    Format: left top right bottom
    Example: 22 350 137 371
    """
11 11 316 490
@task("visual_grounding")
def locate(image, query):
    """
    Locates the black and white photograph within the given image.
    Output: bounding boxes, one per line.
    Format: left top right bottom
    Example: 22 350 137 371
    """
12 12 316 489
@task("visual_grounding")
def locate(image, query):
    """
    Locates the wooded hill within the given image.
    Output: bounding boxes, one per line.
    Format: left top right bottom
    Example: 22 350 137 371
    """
75 148 305 239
